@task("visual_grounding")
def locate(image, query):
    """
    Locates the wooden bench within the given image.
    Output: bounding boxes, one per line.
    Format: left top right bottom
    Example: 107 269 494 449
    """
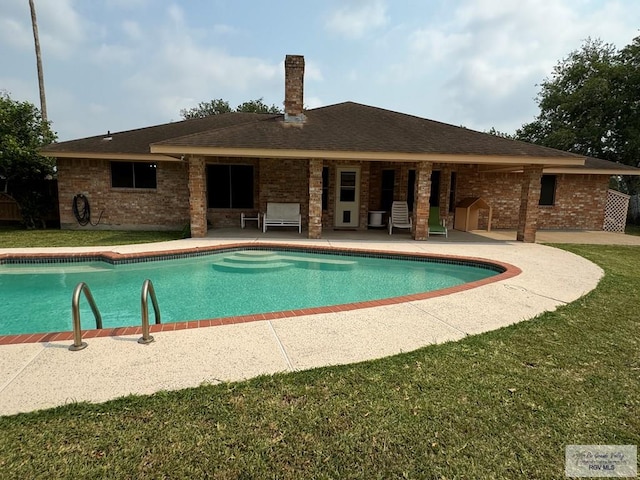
262 202 301 233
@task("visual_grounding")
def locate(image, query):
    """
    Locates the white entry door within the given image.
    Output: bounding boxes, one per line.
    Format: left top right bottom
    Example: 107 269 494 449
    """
335 167 360 228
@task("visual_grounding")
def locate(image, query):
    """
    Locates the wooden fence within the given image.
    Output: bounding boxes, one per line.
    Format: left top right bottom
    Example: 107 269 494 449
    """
0 193 22 221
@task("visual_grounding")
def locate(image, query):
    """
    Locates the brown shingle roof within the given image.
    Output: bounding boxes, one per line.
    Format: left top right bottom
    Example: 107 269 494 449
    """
42 101 640 174
152 102 582 159
42 113 276 155
584 157 639 171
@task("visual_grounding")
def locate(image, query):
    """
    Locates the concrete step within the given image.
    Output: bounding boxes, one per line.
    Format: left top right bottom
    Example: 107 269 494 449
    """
211 261 294 273
213 251 357 272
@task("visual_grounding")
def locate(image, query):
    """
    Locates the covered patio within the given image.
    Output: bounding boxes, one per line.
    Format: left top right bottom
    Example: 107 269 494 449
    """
202 224 640 246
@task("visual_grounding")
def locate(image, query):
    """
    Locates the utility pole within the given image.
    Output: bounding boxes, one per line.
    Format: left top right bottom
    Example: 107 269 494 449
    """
29 0 47 123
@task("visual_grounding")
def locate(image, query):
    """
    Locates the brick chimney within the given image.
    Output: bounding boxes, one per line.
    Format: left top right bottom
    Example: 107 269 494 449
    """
284 54 305 123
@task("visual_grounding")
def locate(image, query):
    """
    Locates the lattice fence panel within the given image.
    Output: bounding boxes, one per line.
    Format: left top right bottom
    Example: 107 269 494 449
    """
603 189 630 232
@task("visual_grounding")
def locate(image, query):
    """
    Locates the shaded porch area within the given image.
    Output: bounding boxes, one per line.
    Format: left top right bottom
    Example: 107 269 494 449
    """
203 226 640 245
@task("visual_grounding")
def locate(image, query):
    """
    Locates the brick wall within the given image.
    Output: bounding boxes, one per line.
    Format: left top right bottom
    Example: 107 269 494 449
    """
259 158 309 227
455 167 521 229
57 158 189 230
58 157 610 233
366 164 609 231
455 167 608 230
537 174 607 229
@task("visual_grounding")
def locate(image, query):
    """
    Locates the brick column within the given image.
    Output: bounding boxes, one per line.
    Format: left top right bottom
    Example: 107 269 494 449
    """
308 159 323 239
359 162 370 230
412 161 432 241
516 165 543 242
188 156 207 238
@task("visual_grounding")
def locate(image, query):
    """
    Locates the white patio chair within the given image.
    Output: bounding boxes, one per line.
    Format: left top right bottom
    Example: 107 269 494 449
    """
388 201 412 235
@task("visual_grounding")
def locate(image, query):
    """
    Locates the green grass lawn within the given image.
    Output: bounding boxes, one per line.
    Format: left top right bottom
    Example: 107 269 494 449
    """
0 245 638 479
0 226 183 247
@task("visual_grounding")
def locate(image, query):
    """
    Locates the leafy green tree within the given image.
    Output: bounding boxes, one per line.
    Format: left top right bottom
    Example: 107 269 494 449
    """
612 36 640 182
180 97 282 119
180 98 232 119
515 36 640 195
485 127 514 139
236 98 282 114
0 91 56 227
516 38 619 159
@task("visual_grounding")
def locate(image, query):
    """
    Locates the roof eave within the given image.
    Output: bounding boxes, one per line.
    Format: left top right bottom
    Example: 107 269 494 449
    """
544 167 640 175
149 145 586 166
40 151 181 162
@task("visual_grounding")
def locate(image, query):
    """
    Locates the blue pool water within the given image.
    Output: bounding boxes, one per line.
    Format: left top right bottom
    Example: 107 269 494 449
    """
0 249 500 336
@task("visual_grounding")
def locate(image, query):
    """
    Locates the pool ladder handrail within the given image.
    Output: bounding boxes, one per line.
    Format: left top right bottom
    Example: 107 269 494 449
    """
69 282 102 351
139 278 161 344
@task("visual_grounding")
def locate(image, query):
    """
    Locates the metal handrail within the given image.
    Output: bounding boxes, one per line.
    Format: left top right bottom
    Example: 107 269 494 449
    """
139 279 161 344
70 282 102 351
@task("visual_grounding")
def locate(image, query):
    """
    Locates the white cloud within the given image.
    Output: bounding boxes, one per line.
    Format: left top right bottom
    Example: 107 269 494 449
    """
88 103 108 115
36 0 87 59
0 17 32 49
305 96 324 109
387 0 640 131
0 76 39 105
121 20 143 41
105 0 150 9
125 36 282 119
7 0 637 140
326 0 388 38
409 29 472 63
92 43 136 67
212 24 240 36
304 60 324 82
167 4 186 27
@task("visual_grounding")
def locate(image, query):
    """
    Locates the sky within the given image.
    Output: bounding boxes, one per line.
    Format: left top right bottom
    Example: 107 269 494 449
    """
1 0 639 142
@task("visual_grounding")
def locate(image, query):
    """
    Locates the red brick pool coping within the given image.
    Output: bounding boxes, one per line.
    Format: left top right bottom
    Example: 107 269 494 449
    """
0 242 521 346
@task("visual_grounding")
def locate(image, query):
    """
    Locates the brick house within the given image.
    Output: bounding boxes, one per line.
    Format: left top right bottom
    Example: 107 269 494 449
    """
43 55 639 242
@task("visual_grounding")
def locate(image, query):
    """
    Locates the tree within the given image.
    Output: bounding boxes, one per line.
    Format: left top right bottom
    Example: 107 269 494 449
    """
180 99 232 119
516 38 619 159
180 97 282 119
236 98 281 114
29 0 47 124
515 36 640 194
0 91 56 227
486 127 514 139
612 36 640 177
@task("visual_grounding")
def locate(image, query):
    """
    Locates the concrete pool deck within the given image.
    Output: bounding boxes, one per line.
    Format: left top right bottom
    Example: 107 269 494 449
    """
1 228 636 416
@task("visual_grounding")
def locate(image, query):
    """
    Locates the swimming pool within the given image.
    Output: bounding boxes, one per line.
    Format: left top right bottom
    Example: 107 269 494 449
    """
0 247 507 337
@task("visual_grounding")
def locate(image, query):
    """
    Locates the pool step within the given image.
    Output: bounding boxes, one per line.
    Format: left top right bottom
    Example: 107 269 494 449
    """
232 250 279 258
211 251 357 273
223 254 283 264
270 254 356 270
211 260 294 273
